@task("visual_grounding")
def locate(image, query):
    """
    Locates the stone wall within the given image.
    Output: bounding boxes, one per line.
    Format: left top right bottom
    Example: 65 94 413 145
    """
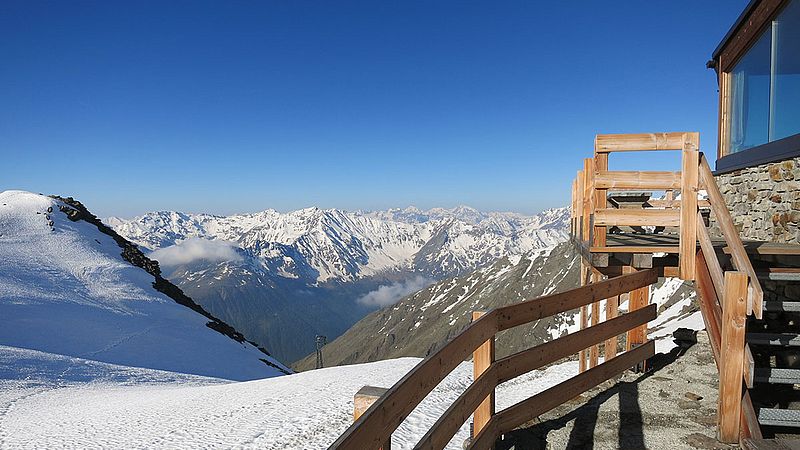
712 157 800 244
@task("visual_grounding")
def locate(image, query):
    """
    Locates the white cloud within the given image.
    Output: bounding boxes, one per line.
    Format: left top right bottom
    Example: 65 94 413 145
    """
150 238 242 267
357 276 432 308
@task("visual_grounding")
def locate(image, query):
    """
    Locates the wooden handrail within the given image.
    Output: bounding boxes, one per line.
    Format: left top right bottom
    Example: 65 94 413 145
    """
595 132 689 152
594 170 682 190
331 269 658 450
698 153 764 318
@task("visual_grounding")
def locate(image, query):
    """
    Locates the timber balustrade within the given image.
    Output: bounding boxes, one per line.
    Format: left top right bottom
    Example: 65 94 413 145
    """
332 133 767 449
569 132 765 443
330 269 658 450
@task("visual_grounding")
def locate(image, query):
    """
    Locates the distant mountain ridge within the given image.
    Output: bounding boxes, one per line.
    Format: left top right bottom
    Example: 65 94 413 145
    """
108 205 570 362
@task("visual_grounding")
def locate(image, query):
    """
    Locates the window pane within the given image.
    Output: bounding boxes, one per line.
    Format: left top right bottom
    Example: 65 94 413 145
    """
772 0 800 142
729 30 771 153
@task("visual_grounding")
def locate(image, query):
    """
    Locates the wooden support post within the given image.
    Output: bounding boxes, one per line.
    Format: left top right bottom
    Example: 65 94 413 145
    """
593 151 608 249
604 294 619 362
589 270 601 368
472 311 495 438
718 271 748 443
582 158 594 244
579 261 589 373
354 386 391 450
576 170 585 242
680 133 699 281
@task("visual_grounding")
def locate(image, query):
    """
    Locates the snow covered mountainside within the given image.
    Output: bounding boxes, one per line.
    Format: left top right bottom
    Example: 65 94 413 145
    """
0 293 704 450
0 190 290 381
108 205 569 363
296 241 698 371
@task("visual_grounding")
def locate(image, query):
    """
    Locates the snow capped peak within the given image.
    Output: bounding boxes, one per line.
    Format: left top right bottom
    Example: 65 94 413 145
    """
110 205 569 284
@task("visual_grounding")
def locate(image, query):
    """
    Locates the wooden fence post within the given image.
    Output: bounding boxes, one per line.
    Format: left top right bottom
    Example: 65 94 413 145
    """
579 262 590 373
589 270 602 368
680 133 699 281
718 271 748 443
472 311 495 438
354 386 391 450
604 294 620 362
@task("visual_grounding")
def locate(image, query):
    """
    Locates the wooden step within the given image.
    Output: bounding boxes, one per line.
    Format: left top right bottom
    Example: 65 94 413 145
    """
748 333 800 347
758 407 800 428
763 302 800 313
754 368 800 384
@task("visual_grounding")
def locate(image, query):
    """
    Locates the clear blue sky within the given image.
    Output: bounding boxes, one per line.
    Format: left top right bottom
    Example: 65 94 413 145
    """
1 1 747 217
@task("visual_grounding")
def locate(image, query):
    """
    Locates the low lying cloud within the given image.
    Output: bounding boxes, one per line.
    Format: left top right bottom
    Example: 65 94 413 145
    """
150 238 242 267
357 276 432 308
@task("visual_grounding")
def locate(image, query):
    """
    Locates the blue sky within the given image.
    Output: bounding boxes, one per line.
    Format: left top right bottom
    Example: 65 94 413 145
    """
1 1 747 217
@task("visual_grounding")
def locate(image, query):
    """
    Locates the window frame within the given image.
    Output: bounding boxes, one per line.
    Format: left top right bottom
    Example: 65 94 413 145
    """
714 0 800 173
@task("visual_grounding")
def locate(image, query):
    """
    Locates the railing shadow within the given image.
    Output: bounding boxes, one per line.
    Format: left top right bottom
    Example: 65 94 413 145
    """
495 336 695 450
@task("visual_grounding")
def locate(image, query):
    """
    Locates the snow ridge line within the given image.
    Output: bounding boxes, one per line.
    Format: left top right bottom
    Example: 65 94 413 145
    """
51 196 292 375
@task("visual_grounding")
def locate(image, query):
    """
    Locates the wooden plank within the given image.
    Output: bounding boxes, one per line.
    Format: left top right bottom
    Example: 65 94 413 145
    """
594 209 681 227
490 341 656 439
471 311 494 438
648 199 710 208
696 251 723 367
680 133 699 281
590 245 681 254
605 295 620 362
576 170 585 242
495 304 655 385
496 269 657 331
579 261 589 373
593 154 608 249
718 271 748 443
699 154 763 318
741 390 763 440
626 267 650 364
595 132 686 152
589 271 602 368
582 159 594 244
354 387 391 450
594 171 682 190
330 311 499 449
414 366 497 450
697 212 725 299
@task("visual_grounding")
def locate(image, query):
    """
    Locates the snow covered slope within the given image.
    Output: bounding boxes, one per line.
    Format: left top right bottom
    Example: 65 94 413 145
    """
296 241 699 370
0 190 289 381
0 304 704 450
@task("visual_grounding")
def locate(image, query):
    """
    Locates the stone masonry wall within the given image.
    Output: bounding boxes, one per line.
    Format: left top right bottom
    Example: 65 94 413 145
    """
712 157 800 244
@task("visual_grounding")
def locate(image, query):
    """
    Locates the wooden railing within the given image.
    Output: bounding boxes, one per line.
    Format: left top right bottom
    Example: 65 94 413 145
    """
695 152 764 443
330 269 658 450
570 132 765 444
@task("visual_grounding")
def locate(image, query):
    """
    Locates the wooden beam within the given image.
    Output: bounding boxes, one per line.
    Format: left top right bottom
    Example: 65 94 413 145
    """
696 251 723 366
496 268 657 331
593 153 608 249
589 245 680 254
605 295 620 362
594 209 681 227
489 341 655 440
595 132 687 152
680 133 699 281
699 153 763 318
354 387 391 450
472 311 494 438
579 261 589 373
718 271 748 443
576 170 585 242
330 311 499 449
495 305 656 384
594 171 681 190
582 159 594 244
589 270 602 368
697 212 725 299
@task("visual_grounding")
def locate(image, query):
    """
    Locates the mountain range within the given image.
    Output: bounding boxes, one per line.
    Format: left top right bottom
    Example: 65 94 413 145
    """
108 205 569 362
